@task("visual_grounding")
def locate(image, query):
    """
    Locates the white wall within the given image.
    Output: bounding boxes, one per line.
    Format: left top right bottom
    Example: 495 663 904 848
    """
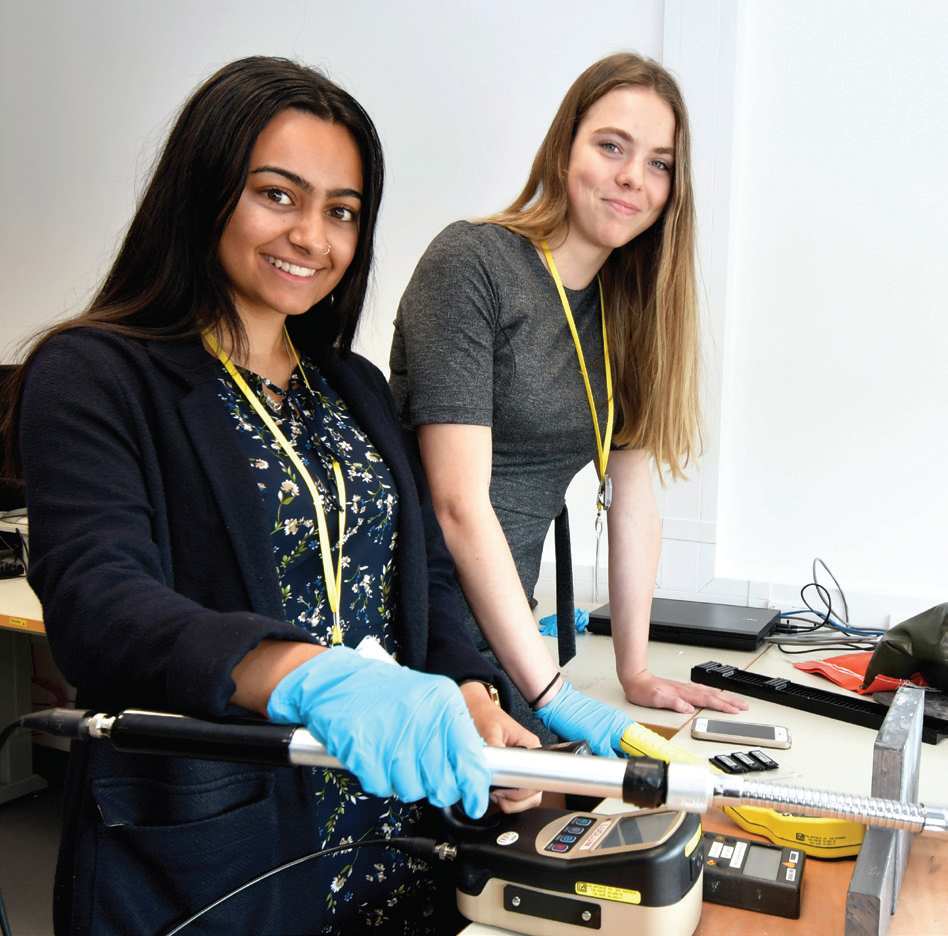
0 0 663 365
0 0 664 611
542 0 947 629
3 1 943 629
715 0 948 622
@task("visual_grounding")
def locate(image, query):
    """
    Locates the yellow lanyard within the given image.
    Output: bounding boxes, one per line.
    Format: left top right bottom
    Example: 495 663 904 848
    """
540 243 615 600
540 242 614 507
203 328 348 642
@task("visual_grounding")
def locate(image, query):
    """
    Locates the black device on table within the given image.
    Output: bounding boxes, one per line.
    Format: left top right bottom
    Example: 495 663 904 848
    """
587 598 780 652
702 830 805 919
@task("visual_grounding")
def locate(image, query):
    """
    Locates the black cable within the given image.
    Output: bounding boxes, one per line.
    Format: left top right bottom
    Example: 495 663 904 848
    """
7 528 28 572
771 559 883 655
1 716 451 936
776 613 826 632
0 721 21 757
798 563 883 637
161 836 447 936
813 557 848 624
802 581 836 630
776 641 877 656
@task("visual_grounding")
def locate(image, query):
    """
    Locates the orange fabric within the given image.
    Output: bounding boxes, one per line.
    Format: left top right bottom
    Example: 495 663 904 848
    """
793 651 930 695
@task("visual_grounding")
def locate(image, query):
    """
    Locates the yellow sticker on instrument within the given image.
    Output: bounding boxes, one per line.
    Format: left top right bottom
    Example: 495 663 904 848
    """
685 824 702 857
575 881 641 905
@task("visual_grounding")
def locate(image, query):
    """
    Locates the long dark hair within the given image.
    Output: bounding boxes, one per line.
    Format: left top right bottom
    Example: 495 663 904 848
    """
2 56 385 477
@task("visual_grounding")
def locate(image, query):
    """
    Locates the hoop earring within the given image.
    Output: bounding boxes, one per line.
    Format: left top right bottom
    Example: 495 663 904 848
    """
328 292 335 307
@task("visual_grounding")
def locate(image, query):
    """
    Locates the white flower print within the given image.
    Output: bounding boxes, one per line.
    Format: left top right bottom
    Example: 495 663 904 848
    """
214 361 440 932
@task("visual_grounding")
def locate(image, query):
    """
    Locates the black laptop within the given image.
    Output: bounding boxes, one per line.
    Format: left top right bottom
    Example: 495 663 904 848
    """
586 597 779 652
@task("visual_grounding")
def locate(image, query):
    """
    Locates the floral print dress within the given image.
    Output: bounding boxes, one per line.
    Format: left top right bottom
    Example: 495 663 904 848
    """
214 355 445 933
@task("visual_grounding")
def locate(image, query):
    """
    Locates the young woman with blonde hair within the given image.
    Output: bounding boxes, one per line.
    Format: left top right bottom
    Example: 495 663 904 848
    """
391 52 746 750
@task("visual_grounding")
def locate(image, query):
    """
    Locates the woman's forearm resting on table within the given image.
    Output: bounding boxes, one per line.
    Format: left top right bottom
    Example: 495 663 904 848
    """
604 450 747 714
603 449 662 690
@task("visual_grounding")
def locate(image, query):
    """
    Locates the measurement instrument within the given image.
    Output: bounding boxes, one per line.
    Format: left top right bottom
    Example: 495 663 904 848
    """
703 830 804 918
451 806 704 936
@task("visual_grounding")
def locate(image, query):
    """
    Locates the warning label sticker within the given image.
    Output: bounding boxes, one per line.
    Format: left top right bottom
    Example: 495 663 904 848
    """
575 881 641 905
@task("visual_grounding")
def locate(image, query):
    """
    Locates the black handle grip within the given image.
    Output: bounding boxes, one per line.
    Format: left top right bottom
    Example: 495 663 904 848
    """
111 711 297 765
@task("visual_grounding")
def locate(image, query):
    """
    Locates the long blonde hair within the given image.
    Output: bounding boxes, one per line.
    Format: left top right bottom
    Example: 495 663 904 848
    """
487 52 701 480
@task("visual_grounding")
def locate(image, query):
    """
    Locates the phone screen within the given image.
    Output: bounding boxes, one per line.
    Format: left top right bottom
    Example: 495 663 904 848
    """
703 720 777 740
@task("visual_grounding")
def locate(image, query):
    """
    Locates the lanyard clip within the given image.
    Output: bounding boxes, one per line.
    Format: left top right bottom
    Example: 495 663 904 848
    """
597 473 612 512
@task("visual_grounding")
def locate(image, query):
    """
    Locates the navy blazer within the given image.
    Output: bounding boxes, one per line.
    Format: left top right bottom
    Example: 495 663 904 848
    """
20 329 507 934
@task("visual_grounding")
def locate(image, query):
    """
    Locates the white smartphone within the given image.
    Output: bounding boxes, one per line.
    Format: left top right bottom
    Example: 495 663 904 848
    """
691 717 791 749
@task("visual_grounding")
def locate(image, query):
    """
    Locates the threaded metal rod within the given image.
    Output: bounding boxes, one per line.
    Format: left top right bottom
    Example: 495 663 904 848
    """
714 776 948 835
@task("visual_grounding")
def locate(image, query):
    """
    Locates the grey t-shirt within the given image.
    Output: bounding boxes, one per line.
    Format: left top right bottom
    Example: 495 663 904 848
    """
390 221 610 604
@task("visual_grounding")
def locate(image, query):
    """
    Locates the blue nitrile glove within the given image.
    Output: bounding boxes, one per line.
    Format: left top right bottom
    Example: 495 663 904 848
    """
267 647 491 817
538 609 591 636
533 681 634 758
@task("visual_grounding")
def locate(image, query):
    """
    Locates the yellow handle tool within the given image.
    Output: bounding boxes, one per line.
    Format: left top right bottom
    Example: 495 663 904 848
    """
620 723 866 858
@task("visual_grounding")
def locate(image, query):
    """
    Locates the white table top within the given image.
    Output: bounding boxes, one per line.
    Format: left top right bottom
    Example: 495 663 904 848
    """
0 574 43 634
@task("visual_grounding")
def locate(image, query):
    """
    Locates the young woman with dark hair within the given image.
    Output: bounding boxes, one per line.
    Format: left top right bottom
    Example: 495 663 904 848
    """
391 52 747 751
3 56 538 935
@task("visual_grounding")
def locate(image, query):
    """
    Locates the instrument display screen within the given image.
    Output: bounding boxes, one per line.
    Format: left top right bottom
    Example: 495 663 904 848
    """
599 811 677 850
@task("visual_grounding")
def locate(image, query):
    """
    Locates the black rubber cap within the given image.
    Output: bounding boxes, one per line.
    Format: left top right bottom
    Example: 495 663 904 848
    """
621 755 668 808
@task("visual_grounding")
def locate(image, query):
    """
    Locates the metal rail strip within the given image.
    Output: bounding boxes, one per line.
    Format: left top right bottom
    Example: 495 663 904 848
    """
690 661 948 744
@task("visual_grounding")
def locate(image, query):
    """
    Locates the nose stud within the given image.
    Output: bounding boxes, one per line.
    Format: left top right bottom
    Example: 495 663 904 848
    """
321 243 331 256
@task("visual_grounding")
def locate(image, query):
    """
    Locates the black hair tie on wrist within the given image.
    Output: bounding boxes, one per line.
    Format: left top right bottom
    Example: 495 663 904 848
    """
529 672 561 710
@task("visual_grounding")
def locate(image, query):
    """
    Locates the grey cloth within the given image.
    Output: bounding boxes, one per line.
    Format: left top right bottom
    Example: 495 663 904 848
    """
391 221 609 738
